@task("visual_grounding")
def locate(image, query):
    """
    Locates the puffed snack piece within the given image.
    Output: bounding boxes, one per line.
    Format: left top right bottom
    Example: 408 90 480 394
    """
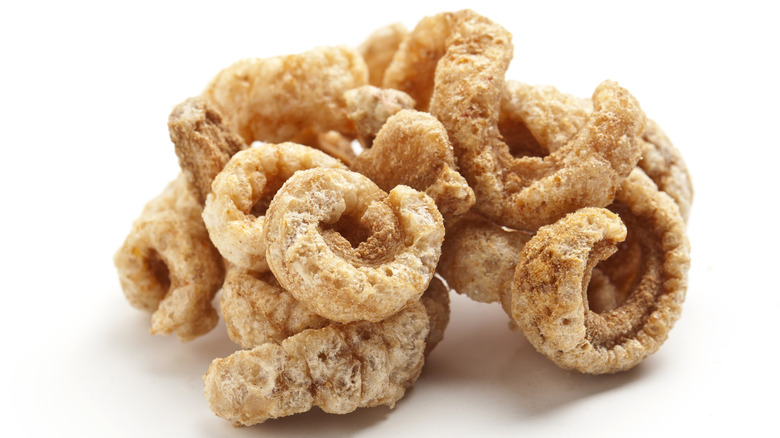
202 46 368 146
204 301 429 426
344 85 416 149
427 11 644 231
202 142 346 273
115 175 224 341
350 109 475 222
168 96 248 205
511 171 690 374
264 167 444 323
358 23 408 87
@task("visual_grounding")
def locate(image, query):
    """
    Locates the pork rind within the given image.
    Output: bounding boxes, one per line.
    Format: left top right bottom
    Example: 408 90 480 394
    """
437 213 531 310
114 175 224 341
220 265 330 349
358 23 408 87
202 46 368 145
264 168 444 323
344 85 416 149
350 109 475 222
204 301 429 426
511 170 690 373
420 276 450 356
168 96 248 204
202 142 346 273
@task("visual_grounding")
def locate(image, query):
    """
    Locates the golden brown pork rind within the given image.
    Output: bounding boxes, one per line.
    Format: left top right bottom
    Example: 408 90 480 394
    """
202 46 368 144
168 97 248 204
344 85 416 149
204 302 429 426
382 11 458 111
202 143 346 273
359 23 408 87
511 170 690 374
350 109 475 222
437 213 531 309
638 119 694 222
115 175 224 341
220 265 330 349
264 168 444 323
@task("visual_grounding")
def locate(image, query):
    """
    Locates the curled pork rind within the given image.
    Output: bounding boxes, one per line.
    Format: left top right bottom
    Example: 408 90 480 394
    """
437 213 531 310
427 11 644 231
114 175 224 341
202 46 368 145
511 171 690 374
202 142 346 273
221 265 330 349
264 168 445 323
358 23 408 87
204 302 429 426
168 97 248 204
350 109 475 222
345 85 416 149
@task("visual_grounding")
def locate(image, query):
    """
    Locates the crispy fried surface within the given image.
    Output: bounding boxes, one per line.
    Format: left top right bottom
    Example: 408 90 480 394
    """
202 143 346 273
351 109 474 222
115 175 224 341
511 171 690 373
345 85 416 149
168 97 248 204
204 302 429 426
359 23 408 87
264 168 444 323
203 46 368 144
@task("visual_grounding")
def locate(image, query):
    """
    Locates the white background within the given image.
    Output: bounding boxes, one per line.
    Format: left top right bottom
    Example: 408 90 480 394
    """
2 1 777 436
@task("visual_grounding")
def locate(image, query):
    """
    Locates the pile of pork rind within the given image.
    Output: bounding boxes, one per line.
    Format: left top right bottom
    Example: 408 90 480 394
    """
115 9 692 426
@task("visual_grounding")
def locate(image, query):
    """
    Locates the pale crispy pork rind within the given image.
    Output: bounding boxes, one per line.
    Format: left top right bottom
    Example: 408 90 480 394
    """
168 97 248 204
437 213 531 310
638 119 694 222
204 302 429 426
429 14 644 231
264 168 444 323
511 171 690 374
202 143 346 273
382 12 457 111
344 85 416 149
114 175 224 341
221 265 330 349
202 46 368 145
350 109 474 222
359 23 408 87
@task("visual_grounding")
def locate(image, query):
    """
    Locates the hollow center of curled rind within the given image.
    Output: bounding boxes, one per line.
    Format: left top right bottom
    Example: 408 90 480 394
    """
319 200 402 266
146 249 171 297
498 117 547 159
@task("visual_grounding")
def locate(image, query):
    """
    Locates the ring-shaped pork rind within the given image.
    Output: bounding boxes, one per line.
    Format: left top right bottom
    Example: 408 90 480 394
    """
264 168 444 323
358 23 408 87
168 97 247 204
344 85 416 149
204 301 429 426
511 171 690 374
202 46 368 144
437 213 531 309
202 142 346 273
220 265 330 349
115 175 224 341
429 14 644 231
350 109 474 222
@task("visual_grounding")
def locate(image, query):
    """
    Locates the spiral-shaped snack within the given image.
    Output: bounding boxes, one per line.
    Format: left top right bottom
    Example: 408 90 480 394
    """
344 85 416 149
202 142 346 273
510 170 690 374
115 175 224 341
204 302 429 426
264 168 444 323
202 45 368 145
350 109 474 222
426 11 644 231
